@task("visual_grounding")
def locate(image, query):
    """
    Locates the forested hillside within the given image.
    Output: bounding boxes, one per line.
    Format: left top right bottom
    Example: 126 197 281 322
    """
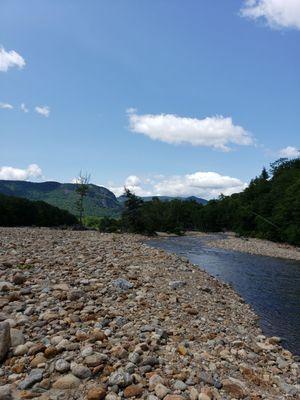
101 158 300 245
0 180 121 217
0 194 78 226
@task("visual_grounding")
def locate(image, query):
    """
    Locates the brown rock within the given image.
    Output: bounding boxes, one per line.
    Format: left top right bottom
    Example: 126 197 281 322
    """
44 346 59 358
164 396 185 400
177 344 187 356
0 322 11 362
28 343 46 356
222 378 248 399
86 386 107 400
124 384 144 398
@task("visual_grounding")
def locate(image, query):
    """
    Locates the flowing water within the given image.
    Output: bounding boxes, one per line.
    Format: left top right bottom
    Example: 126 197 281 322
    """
148 235 300 356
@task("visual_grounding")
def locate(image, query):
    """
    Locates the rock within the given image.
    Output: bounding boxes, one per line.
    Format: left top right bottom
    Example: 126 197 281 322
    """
52 374 80 389
112 278 133 291
30 353 47 367
0 384 12 400
177 344 187 356
85 353 107 367
14 344 28 356
18 368 43 390
222 377 248 399
0 281 14 292
198 394 211 400
86 386 107 400
154 383 170 399
55 359 70 373
53 283 69 291
123 384 144 398
12 272 26 285
149 374 163 390
108 369 133 387
128 352 141 364
44 346 59 358
71 363 91 379
28 343 46 355
10 329 25 347
173 380 187 391
169 281 186 289
0 322 11 362
164 396 185 400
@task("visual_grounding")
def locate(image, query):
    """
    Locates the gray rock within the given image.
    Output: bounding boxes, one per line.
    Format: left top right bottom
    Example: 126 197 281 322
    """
10 329 25 347
71 363 91 379
55 359 70 373
168 280 186 290
0 282 14 292
112 278 133 291
108 369 133 387
18 369 43 390
173 380 187 390
128 352 141 364
0 384 12 400
0 322 11 362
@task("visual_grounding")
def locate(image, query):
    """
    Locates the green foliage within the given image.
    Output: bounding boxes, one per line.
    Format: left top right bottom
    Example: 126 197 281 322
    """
99 216 120 232
0 193 78 227
99 158 300 245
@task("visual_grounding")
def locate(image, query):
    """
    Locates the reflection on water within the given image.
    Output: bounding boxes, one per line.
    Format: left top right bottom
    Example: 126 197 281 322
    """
149 235 300 355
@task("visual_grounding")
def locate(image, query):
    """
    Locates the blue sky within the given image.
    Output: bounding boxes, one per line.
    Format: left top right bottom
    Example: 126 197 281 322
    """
0 0 299 199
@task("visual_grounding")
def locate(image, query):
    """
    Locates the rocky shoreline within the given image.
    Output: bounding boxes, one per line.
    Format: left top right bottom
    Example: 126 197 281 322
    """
0 228 299 399
205 233 300 261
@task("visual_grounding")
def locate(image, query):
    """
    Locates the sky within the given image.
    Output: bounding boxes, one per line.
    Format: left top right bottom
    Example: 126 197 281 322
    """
0 0 299 199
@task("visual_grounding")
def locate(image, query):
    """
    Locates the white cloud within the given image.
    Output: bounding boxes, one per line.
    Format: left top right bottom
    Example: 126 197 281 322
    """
109 171 247 200
0 102 13 110
20 103 29 113
0 46 25 72
125 175 141 187
35 105 50 117
240 0 300 30
127 110 253 151
278 146 300 158
0 164 42 181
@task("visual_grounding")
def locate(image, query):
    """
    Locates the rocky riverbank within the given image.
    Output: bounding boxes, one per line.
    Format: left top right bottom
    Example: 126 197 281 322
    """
206 233 300 261
0 228 299 399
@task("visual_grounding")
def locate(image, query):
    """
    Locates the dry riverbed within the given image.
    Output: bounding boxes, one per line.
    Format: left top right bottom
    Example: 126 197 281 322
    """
205 233 300 261
0 228 299 400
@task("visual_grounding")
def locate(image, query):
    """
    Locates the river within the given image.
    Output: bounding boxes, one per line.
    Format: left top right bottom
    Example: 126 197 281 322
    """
148 235 300 356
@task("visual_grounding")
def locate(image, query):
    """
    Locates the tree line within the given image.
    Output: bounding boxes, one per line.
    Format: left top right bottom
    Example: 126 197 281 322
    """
99 158 300 245
0 193 78 227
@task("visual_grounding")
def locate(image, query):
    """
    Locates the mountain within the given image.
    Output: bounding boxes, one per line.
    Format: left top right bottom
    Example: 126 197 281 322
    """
118 194 207 205
0 180 121 217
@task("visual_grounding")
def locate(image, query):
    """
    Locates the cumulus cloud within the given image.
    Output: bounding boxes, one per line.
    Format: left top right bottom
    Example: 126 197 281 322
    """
127 110 253 151
0 102 13 110
278 146 300 158
20 103 29 113
35 105 50 117
109 171 247 200
0 46 25 72
0 164 42 181
240 0 300 30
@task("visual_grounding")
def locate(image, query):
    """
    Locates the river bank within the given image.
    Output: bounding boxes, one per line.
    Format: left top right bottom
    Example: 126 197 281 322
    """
0 228 299 399
204 233 300 261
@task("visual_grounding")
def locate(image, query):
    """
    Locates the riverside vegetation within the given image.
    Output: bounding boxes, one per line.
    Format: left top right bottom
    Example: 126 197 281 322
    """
100 158 300 246
0 228 299 399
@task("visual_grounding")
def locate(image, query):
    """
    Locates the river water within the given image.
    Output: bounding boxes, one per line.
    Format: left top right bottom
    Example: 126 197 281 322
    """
148 235 300 356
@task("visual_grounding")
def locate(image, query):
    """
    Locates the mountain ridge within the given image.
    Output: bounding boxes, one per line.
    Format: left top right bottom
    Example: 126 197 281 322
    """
0 180 121 217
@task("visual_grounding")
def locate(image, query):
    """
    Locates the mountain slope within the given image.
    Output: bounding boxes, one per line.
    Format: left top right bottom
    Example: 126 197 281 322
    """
0 180 121 217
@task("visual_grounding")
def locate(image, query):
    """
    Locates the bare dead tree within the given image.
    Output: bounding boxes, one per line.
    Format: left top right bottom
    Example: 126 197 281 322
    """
75 171 90 225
